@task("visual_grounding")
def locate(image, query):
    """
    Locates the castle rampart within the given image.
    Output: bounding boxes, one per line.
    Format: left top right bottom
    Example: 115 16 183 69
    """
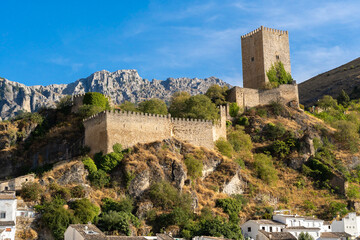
83 107 227 155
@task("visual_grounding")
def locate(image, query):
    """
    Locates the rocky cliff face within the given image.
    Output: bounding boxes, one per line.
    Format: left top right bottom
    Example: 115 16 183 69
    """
0 70 229 119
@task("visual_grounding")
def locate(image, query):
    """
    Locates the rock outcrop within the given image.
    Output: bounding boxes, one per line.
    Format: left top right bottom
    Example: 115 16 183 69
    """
0 70 229 119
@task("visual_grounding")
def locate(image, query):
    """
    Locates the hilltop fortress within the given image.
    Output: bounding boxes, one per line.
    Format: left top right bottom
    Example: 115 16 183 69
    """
82 26 299 154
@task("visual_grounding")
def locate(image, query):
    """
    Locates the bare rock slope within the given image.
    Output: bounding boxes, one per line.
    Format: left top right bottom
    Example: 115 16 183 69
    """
0 70 229 119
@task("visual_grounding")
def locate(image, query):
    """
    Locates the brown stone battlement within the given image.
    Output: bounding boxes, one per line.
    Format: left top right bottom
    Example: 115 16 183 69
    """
241 26 288 39
83 108 227 154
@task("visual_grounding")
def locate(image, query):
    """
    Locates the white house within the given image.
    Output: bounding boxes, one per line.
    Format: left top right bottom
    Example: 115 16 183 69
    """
0 191 17 240
283 226 321 239
331 212 360 238
241 219 286 239
273 214 324 229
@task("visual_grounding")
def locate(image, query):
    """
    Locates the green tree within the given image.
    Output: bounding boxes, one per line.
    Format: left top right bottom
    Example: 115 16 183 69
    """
337 90 350 108
229 102 240 117
184 95 219 120
317 95 338 110
119 101 138 112
78 105 105 118
88 170 110 188
70 198 100 223
347 184 360 199
83 92 110 109
205 84 228 106
97 210 131 235
138 98 168 115
333 120 359 152
101 197 134 214
168 92 191 118
298 232 314 240
266 61 293 88
227 126 253 153
254 154 278 184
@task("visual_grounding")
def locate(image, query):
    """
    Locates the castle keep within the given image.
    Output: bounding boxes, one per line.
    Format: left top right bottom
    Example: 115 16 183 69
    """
227 26 298 109
241 26 291 89
83 107 227 155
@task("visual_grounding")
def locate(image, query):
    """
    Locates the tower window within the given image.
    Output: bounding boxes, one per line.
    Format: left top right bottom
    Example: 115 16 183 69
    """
251 57 254 62
0 212 6 218
276 55 280 60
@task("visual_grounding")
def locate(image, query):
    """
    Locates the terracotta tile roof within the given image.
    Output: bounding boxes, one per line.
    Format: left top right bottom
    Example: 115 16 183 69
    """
156 234 174 240
258 230 297 240
0 221 15 226
0 192 16 200
320 232 352 238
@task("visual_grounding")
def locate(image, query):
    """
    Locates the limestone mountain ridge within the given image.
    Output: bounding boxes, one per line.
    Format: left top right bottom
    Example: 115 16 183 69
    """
0 69 229 119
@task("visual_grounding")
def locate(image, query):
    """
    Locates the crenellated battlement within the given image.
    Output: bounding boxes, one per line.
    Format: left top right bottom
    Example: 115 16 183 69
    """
83 108 227 154
241 26 288 39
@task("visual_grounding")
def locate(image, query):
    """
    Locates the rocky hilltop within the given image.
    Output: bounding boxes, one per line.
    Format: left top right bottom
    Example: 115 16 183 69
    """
299 57 360 107
0 70 229 119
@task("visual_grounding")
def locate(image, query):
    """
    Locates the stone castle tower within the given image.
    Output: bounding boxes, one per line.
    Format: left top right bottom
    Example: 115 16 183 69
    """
241 26 291 89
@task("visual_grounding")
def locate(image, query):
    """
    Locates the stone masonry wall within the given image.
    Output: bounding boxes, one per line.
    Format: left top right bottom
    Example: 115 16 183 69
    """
84 109 227 155
106 111 172 153
226 84 299 110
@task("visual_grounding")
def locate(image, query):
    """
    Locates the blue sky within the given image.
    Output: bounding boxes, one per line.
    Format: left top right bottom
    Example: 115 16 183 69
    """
1 0 359 87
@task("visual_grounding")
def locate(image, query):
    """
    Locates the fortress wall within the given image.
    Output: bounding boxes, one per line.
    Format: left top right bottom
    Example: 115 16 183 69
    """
172 118 215 149
242 88 260 108
71 94 85 113
83 112 108 155
106 111 172 153
212 106 227 142
259 83 299 106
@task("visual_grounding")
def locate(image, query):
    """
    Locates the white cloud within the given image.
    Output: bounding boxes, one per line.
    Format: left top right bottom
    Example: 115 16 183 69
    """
48 57 84 72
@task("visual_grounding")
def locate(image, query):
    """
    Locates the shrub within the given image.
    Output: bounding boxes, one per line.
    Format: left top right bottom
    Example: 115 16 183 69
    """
149 181 192 210
215 138 233 158
20 182 44 202
78 105 104 118
97 210 131 235
83 92 110 109
304 158 333 183
49 183 71 201
69 198 100 223
71 185 86 198
347 184 360 199
269 101 287 116
112 143 123 154
56 95 73 111
317 95 337 110
119 101 137 112
253 154 278 185
229 102 240 117
184 95 219 120
263 123 286 140
333 120 359 152
256 108 268 118
337 90 350 108
82 156 97 174
237 116 249 126
88 170 110 188
324 201 348 219
137 98 168 115
303 200 317 211
216 195 244 222
101 197 134 214
184 154 203 179
227 126 253 153
98 152 123 172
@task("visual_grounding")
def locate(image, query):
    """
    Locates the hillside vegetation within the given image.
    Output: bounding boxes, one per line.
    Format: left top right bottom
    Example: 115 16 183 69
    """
2 88 360 240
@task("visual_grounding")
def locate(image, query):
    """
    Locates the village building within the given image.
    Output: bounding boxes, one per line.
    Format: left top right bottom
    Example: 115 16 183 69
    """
0 191 17 240
319 232 351 240
0 174 35 192
241 219 286 239
282 226 321 239
331 212 360 238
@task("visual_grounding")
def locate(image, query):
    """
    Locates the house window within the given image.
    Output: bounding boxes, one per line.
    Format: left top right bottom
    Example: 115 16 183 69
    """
248 227 251 232
270 227 273 232
328 226 331 229
262 227 265 230
251 57 254 62
276 55 280 60
0 212 6 218
4 187 8 190
5 228 11 232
